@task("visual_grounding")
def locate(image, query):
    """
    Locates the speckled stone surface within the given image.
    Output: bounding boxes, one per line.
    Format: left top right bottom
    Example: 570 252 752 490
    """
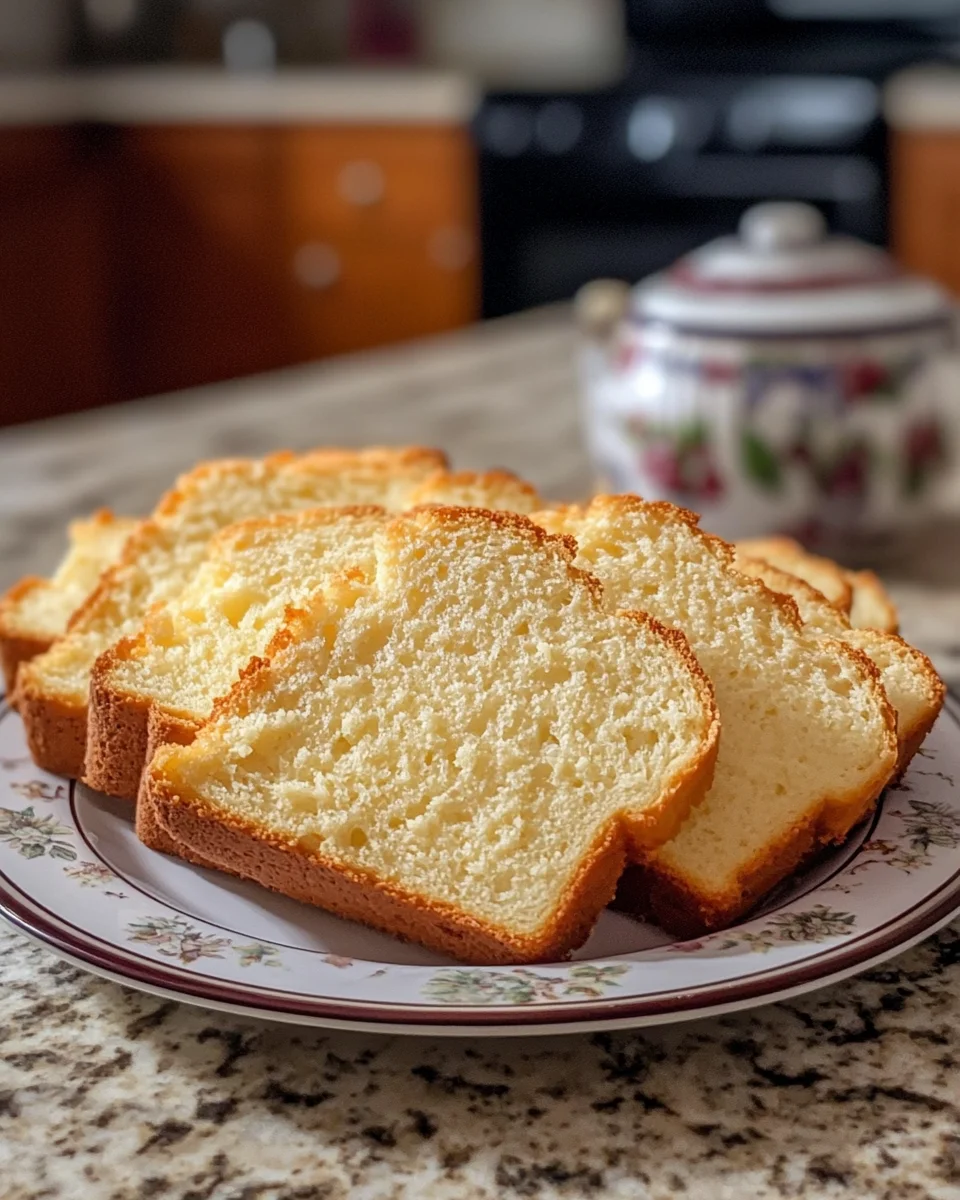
1 308 960 1200
3 925 960 1200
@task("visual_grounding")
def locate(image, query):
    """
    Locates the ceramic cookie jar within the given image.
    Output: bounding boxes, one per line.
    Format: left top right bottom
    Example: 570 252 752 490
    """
577 202 957 553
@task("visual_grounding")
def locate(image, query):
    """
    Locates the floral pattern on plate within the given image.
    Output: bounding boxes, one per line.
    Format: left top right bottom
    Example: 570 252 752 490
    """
63 860 127 897
0 805 76 861
670 905 857 956
0 695 958 1028
126 916 283 969
423 964 630 1006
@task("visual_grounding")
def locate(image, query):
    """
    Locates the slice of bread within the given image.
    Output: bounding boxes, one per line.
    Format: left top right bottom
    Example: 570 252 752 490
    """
848 569 899 634
0 511 136 699
535 497 899 936
143 507 720 964
735 556 943 780
88 469 542 806
129 508 389 862
407 468 542 513
17 448 447 778
93 507 387 815
735 536 853 612
736 536 899 633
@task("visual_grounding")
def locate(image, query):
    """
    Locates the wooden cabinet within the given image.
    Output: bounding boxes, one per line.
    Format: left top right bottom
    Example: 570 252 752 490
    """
0 118 479 423
288 239 476 358
282 126 478 358
892 130 960 294
0 128 111 424
112 125 294 399
114 122 478 399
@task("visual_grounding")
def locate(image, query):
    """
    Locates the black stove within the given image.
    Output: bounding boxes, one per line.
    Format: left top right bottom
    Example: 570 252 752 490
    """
476 3 960 318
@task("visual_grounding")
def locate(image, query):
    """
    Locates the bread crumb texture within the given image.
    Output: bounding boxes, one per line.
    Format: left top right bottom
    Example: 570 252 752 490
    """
1 511 136 645
108 508 388 720
536 497 899 927
19 449 448 706
737 556 943 768
104 469 544 726
150 507 717 956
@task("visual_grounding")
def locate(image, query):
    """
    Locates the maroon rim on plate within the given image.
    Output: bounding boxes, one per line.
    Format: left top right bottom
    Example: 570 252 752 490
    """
0 694 958 1030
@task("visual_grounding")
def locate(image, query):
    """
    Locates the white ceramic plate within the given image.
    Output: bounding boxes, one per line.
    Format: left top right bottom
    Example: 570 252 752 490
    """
1 695 959 1036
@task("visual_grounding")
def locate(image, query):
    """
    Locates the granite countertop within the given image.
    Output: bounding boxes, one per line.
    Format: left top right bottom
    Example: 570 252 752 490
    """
2 307 960 1200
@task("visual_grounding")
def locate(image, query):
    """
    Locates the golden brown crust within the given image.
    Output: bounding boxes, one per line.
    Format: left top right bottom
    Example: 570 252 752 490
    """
847 569 899 633
148 771 628 964
74 507 119 530
736 536 853 612
733 556 846 627
615 610 720 850
844 629 945 778
85 643 156 801
0 577 54 699
736 557 941 773
143 503 719 960
135 712 212 862
16 684 88 778
1 634 50 707
135 706 205 858
15 518 154 777
840 633 945 772
406 468 542 509
85 507 389 803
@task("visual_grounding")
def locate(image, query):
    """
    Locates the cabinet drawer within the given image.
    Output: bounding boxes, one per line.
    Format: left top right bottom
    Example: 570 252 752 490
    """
286 240 478 358
115 125 292 397
284 126 476 241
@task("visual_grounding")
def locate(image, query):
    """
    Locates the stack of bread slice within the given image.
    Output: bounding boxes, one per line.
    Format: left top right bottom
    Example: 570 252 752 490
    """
145 507 720 963
0 510 136 698
86 466 542 805
16 447 452 778
736 535 899 634
538 499 942 935
733 556 939 779
3 444 943 962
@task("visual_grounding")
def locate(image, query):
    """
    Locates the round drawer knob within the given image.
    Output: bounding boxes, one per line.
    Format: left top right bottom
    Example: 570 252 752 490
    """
293 243 340 290
428 227 474 272
338 160 385 207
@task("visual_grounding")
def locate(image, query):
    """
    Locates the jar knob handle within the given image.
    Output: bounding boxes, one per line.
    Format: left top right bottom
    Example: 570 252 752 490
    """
574 279 631 342
739 202 826 251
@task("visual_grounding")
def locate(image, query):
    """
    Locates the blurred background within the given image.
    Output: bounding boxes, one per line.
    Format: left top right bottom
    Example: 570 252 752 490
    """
3 0 960 426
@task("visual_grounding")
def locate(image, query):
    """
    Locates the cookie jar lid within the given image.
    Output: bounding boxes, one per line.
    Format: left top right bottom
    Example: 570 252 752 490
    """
632 202 951 336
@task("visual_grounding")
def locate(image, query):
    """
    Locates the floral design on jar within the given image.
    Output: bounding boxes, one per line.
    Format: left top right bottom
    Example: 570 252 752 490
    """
625 416 725 503
903 418 948 497
735 352 949 509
